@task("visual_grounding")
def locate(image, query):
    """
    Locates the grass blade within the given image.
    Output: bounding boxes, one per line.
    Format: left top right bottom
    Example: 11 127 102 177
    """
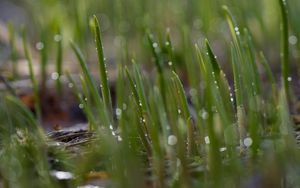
172 71 194 155
91 15 113 118
278 0 290 100
22 29 42 122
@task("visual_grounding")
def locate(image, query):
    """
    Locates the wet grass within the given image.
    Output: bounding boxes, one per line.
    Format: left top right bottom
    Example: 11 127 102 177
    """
0 0 300 188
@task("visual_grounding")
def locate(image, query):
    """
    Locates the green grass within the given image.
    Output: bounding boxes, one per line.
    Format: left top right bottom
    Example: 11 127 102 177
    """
1 0 300 188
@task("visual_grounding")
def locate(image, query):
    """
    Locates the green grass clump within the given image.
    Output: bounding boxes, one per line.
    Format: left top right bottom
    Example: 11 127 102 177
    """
1 1 300 188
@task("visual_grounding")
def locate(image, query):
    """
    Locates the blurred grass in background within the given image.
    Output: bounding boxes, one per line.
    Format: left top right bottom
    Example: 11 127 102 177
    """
0 0 299 73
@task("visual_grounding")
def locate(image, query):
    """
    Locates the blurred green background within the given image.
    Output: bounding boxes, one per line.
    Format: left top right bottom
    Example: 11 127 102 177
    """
0 0 300 76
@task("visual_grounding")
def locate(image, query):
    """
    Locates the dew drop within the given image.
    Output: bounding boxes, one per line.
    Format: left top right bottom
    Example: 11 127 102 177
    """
168 135 178 146
152 42 158 48
178 109 182 114
165 41 170 46
289 35 297 45
50 171 73 180
116 108 122 117
204 136 210 144
200 109 208 120
287 77 292 82
68 83 74 88
54 34 62 42
168 61 173 66
117 136 123 141
51 72 59 80
79 104 84 109
36 42 44 50
243 137 253 147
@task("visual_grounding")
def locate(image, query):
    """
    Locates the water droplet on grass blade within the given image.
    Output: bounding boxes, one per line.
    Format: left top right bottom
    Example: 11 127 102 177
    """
51 72 59 80
168 61 173 66
116 108 122 118
152 42 158 48
168 135 178 146
78 185 101 188
289 35 297 45
117 136 122 141
54 34 62 42
68 83 74 88
79 104 84 109
287 77 292 82
204 136 210 144
178 109 182 114
36 42 44 50
50 171 73 180
243 137 253 147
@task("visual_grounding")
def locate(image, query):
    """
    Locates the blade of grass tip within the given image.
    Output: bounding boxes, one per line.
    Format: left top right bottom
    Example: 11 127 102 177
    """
147 33 167 107
65 71 96 130
222 6 240 46
222 6 245 68
55 28 63 97
22 29 42 123
125 66 152 156
70 42 109 127
91 15 113 117
278 0 290 101
172 71 194 155
205 40 238 151
8 23 18 79
205 40 234 118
